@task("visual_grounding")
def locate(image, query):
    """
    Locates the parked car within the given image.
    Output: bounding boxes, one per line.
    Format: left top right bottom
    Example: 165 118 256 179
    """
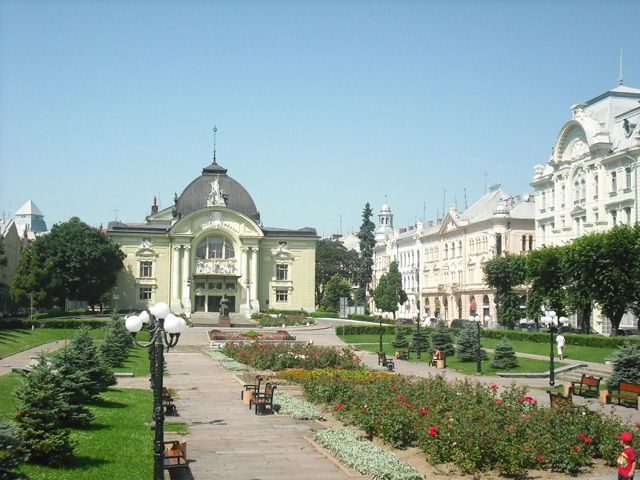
420 317 438 327
396 318 415 326
614 329 640 337
449 319 475 329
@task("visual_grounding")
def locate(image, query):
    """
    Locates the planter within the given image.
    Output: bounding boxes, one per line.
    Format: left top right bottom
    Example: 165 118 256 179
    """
256 402 267 415
436 359 446 369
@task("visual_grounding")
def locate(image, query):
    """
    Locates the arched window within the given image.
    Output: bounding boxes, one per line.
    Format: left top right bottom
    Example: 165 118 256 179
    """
612 171 617 192
195 235 235 260
521 235 526 251
593 175 599 198
580 180 586 201
626 167 632 188
574 181 580 202
528 235 533 251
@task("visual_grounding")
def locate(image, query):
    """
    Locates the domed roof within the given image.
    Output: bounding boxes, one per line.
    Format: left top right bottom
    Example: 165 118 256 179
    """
175 159 260 222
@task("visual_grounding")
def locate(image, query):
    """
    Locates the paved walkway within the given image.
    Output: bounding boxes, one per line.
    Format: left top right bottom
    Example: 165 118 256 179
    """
1 324 634 479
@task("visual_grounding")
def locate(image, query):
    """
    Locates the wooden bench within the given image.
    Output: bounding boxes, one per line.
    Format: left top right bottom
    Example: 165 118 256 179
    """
569 375 602 398
549 391 574 409
377 352 395 372
608 382 640 409
241 375 262 401
250 383 277 414
163 387 177 415
163 440 187 469
397 348 410 360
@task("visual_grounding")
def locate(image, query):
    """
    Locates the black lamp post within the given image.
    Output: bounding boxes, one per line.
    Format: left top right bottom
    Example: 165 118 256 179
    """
469 314 482 374
541 310 567 387
126 303 186 480
416 298 421 360
377 309 384 355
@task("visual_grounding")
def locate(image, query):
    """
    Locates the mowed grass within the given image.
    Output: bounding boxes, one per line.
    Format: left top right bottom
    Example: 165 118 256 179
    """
0 373 154 479
0 328 105 358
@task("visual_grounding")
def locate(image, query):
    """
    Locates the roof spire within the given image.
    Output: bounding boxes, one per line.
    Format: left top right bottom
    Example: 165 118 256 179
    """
619 48 624 86
213 125 218 164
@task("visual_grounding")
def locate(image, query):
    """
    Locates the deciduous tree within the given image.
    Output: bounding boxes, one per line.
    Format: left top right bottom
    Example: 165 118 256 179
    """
483 253 526 329
525 245 568 327
315 239 359 306
319 274 353 313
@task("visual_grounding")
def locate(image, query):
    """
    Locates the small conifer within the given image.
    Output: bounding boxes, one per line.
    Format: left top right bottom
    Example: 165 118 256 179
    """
99 311 133 368
455 323 487 362
410 324 430 353
391 325 410 349
490 338 519 370
431 322 455 357
607 343 640 389
0 422 29 479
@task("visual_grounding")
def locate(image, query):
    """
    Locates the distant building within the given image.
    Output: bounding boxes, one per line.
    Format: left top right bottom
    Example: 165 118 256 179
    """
107 150 318 322
0 220 22 311
14 199 48 240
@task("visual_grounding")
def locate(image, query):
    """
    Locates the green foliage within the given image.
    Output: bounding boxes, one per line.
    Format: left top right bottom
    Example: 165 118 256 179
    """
430 322 455 357
490 338 519 370
410 324 430 353
525 245 569 321
455 323 486 362
335 324 397 336
52 327 116 404
390 325 410 348
319 274 353 312
347 313 394 324
13 353 76 466
308 311 339 318
254 312 314 327
483 253 526 329
373 261 407 315
607 343 640 389
315 238 359 306
356 202 376 304
98 312 133 368
10 217 125 309
0 422 29 479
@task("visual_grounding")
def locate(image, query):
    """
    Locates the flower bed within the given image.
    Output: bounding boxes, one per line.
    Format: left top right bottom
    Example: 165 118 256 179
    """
273 391 325 420
209 329 295 341
289 371 633 477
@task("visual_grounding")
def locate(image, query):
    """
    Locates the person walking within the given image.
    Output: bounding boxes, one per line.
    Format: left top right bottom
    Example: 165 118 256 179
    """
556 331 566 360
617 431 636 480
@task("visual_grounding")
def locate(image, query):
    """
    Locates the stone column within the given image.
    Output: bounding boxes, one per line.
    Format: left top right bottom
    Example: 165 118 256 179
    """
250 248 258 304
172 246 181 303
242 248 250 308
182 246 191 307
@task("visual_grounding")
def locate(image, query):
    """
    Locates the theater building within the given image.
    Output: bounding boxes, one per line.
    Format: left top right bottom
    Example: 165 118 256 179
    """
107 153 318 321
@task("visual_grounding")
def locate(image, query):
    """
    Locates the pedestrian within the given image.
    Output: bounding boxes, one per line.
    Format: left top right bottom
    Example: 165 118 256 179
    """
556 331 566 360
617 431 636 480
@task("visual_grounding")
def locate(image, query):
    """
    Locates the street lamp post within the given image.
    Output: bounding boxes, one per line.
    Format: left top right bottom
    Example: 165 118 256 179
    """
540 310 568 387
377 309 384 355
126 303 187 480
415 299 421 360
469 314 483 374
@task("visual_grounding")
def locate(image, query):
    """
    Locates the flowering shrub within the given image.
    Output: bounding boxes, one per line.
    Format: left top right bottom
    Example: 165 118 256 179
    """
221 343 363 371
251 312 316 327
290 371 634 477
209 329 295 341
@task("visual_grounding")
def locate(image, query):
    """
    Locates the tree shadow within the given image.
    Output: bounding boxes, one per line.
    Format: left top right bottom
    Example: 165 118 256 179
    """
91 397 127 409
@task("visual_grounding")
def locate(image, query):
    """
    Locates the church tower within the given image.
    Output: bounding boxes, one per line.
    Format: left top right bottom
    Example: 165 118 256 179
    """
375 199 394 243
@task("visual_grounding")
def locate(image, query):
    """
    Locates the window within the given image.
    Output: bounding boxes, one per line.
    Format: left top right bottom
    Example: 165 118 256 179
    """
594 175 599 198
140 261 153 278
624 207 632 224
626 167 632 189
209 282 223 290
521 235 526 251
541 190 546 209
561 184 566 206
574 182 580 202
195 236 235 260
612 210 617 226
139 287 152 300
276 290 288 302
277 264 288 281
580 180 586 201
612 171 617 192
528 235 533 251
226 282 236 291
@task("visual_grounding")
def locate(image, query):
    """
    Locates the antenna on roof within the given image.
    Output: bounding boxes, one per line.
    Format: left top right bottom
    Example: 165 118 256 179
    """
619 48 624 86
464 188 468 209
112 209 119 222
212 126 218 164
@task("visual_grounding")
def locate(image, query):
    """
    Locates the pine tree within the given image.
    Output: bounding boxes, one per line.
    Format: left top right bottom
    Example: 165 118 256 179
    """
607 343 640 389
455 323 486 362
99 310 133 368
431 322 455 357
391 325 410 349
13 353 76 466
490 338 519 370
53 326 116 403
0 422 29 479
410 324 430 353
356 202 376 305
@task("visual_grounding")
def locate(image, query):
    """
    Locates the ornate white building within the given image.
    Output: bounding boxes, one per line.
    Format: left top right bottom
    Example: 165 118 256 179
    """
531 85 640 245
107 151 318 322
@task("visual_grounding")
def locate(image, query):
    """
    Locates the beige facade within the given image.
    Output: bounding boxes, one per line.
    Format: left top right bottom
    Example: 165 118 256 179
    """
107 156 318 318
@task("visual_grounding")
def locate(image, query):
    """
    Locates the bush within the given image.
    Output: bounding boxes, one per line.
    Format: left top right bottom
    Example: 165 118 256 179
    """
335 324 398 336
410 324 430 353
455 323 486 362
490 338 519 370
0 422 29 479
99 311 133 368
431 323 455 357
607 343 640 389
308 311 339 318
391 325 410 349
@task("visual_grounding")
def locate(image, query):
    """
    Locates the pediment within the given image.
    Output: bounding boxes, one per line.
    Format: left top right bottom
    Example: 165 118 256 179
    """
570 205 586 217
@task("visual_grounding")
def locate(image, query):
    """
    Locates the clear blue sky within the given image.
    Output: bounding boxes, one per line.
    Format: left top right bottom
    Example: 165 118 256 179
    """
1 1 638 238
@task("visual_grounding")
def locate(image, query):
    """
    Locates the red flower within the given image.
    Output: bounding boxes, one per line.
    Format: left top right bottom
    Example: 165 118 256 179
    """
363 405 367 411
579 433 586 439
496 399 503 404
490 384 498 391
414 424 418 428
572 446 580 452
525 414 531 420
524 448 528 451
538 455 543 461
585 437 592 444
637 423 640 428
507 404 512 408
392 386 397 391
336 404 342 411
428 427 438 436
421 409 429 416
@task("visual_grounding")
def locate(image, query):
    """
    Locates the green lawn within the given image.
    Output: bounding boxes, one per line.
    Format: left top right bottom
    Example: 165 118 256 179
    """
0 329 105 358
0 373 154 479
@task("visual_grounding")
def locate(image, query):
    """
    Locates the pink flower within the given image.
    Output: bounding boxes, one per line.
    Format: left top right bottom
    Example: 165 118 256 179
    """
496 399 502 404
452 441 457 446
525 414 531 420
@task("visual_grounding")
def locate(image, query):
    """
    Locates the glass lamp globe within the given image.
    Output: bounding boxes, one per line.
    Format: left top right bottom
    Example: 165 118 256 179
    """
164 313 181 334
139 310 150 324
125 315 143 333
152 302 171 320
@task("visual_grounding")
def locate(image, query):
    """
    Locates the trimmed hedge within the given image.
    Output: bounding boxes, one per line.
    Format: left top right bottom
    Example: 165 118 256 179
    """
308 311 340 318
483 329 640 348
336 324 418 336
346 313 395 324
0 318 108 330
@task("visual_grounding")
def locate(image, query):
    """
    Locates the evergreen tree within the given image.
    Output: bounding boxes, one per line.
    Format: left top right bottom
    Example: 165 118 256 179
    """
490 338 519 370
410 324 430 353
13 353 76 467
53 326 116 403
99 310 133 368
455 323 487 362
607 343 640 389
0 422 29 480
356 202 376 304
430 322 455 357
391 325 410 349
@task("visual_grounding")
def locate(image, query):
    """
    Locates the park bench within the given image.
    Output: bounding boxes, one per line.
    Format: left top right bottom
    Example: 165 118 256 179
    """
163 440 188 470
607 382 640 409
429 352 446 368
397 348 410 360
163 387 177 415
241 375 262 400
378 352 395 372
250 383 277 415
569 375 602 398
549 391 574 409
